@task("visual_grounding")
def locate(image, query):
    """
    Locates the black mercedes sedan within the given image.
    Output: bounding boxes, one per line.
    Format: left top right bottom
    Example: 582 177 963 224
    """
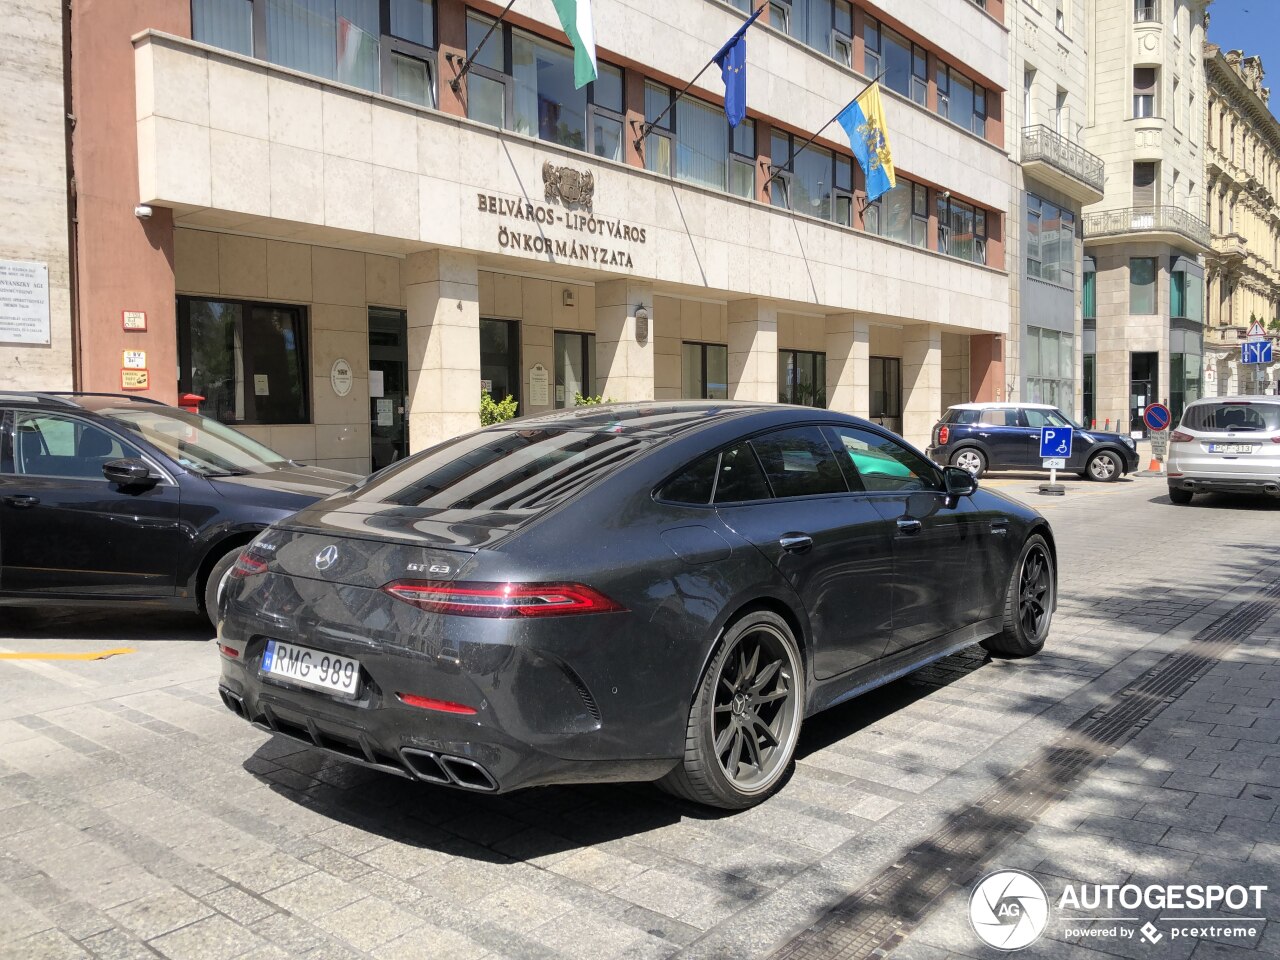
218 402 1056 809
0 392 357 623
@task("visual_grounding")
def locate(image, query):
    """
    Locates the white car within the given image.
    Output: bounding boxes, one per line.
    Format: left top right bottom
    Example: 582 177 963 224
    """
1166 396 1280 504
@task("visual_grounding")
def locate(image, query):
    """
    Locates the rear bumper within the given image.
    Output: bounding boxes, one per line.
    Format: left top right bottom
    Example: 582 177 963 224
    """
1167 475 1280 497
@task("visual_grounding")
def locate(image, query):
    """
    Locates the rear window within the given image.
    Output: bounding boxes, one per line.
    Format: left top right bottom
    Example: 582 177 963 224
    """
353 428 650 512
1182 402 1280 433
944 409 982 425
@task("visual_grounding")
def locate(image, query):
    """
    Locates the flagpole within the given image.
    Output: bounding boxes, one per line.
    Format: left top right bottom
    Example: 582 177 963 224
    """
632 2 766 154
448 0 519 94
761 70 884 192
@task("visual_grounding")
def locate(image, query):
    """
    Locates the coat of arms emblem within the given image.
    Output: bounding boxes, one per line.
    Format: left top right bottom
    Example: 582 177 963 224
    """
543 162 595 208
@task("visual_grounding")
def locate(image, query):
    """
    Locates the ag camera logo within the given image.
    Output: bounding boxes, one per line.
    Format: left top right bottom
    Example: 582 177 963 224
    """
969 870 1050 951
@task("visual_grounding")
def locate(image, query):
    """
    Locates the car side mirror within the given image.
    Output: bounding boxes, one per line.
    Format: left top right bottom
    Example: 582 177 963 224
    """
943 465 978 498
103 458 157 487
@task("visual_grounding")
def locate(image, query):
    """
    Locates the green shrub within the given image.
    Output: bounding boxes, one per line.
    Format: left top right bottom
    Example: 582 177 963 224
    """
573 393 613 406
480 392 519 425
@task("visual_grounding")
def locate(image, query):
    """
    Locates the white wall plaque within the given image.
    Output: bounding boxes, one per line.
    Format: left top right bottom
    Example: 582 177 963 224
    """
369 369 385 398
254 374 270 396
331 358 353 397
122 350 147 369
0 259 50 345
528 363 550 406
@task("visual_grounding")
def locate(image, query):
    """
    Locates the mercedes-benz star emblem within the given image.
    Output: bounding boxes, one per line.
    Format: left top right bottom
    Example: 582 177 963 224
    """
969 869 1049 951
314 545 339 571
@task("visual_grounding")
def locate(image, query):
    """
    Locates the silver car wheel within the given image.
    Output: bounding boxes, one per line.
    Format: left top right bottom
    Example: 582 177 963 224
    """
1088 452 1118 481
954 449 984 476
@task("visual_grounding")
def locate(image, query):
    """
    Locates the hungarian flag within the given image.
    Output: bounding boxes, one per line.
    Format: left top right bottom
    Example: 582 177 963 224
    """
551 0 598 88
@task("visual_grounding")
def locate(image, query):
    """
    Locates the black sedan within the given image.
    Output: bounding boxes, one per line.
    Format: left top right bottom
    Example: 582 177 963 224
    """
218 403 1056 809
0 392 357 622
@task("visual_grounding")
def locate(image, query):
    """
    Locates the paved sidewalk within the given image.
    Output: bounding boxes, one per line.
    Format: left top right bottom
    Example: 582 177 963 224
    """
0 477 1278 960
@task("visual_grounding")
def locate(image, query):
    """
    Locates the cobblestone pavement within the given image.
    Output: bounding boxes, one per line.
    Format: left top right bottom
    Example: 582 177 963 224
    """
1 474 1278 960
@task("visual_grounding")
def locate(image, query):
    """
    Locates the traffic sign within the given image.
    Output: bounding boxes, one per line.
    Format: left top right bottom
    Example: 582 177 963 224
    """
1143 402 1171 432
1243 341 1273 365
1039 426 1073 459
1247 320 1267 339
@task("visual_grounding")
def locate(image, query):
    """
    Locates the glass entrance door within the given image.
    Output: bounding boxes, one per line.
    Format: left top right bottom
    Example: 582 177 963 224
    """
369 308 409 472
481 319 521 409
1129 351 1158 436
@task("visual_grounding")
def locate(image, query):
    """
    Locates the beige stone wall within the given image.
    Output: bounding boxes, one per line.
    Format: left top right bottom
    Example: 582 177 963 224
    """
941 333 972 410
174 228 404 473
653 296 727 400
0 0 73 390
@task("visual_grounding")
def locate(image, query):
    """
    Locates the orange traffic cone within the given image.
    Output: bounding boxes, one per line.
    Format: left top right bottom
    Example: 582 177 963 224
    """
1147 456 1162 472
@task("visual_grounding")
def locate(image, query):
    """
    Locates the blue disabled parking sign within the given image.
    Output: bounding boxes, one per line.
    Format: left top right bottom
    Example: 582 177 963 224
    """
1040 426 1073 459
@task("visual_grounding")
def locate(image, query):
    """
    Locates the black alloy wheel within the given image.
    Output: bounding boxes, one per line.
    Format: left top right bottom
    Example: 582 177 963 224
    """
982 534 1054 657
660 610 804 809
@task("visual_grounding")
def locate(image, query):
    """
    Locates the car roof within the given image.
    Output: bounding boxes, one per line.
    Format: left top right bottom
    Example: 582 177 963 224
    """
947 402 1059 410
0 391 167 412
498 401 783 438
1185 395 1280 405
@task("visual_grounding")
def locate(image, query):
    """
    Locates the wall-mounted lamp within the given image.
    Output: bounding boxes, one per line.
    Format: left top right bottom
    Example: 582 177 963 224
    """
562 288 576 308
939 190 951 200
134 204 153 219
634 305 650 344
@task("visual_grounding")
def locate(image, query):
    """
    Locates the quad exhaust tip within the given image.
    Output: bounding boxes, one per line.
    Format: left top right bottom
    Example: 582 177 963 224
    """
401 748 498 791
219 686 247 719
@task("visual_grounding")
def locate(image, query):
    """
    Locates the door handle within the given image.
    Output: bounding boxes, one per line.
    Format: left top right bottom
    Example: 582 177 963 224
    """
779 534 813 554
3 495 39 509
896 518 923 536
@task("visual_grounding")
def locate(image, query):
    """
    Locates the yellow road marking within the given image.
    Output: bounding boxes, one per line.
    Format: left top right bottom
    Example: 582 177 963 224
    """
0 648 136 661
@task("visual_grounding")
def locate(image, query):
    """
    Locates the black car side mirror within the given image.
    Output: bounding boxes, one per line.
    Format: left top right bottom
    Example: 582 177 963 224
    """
943 465 978 498
103 458 157 487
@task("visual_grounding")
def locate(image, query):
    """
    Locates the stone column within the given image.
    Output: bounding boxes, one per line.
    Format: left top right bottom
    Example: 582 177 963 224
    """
825 313 869 416
405 250 480 452
728 299 778 402
901 324 942 448
596 280 654 402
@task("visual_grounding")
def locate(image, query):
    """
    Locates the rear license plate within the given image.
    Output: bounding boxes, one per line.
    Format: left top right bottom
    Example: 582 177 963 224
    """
261 640 360 698
1208 443 1255 454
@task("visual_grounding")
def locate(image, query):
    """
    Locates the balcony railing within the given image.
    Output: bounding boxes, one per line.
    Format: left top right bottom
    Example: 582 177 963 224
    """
1134 0 1160 23
1021 126 1105 194
1082 205 1211 249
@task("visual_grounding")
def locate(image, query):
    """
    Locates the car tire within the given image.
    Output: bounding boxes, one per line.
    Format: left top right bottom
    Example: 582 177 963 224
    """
1168 486 1194 505
951 447 987 477
659 610 804 810
981 534 1054 658
200 548 242 627
1085 449 1122 482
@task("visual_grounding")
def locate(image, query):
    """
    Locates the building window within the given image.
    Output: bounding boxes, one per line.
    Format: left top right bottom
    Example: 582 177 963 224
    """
770 129 853 226
1056 1 1066 32
465 14 623 159
1133 67 1157 118
178 297 309 425
1172 76 1181 129
554 331 596 407
777 349 827 407
682 342 729 399
193 0 438 106
865 18 927 105
869 356 901 421
1169 266 1203 321
937 195 989 265
1026 196 1076 286
937 64 986 137
1024 327 1075 416
1083 319 1096 427
1133 160 1157 206
1169 320 1203 423
481 319 521 407
1129 257 1158 314
1083 268 1096 319
646 82 748 193
1134 0 1159 22
864 179 928 247
772 0 854 65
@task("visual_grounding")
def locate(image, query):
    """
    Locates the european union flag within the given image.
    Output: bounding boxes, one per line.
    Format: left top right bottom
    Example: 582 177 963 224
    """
712 5 763 128
836 84 897 202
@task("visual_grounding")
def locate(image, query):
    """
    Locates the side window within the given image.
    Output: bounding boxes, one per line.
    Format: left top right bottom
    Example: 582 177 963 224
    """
1023 408 1071 430
714 443 772 504
11 413 139 479
749 427 847 499
954 409 981 425
979 407 1021 427
658 453 718 505
827 426 940 493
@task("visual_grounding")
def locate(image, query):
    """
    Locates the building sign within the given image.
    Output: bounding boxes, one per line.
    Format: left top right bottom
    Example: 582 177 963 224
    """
122 310 147 332
478 164 648 270
121 368 150 391
331 358 353 397
528 363 550 406
122 350 146 369
0 259 50 345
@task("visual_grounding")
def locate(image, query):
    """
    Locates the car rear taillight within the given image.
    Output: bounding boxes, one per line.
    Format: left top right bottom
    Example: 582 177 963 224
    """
396 693 478 715
218 644 240 659
382 581 626 618
1170 430 1193 443
938 425 950 445
230 551 268 578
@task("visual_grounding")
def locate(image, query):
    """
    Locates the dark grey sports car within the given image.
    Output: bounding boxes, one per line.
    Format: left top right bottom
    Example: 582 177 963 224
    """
218 402 1056 809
